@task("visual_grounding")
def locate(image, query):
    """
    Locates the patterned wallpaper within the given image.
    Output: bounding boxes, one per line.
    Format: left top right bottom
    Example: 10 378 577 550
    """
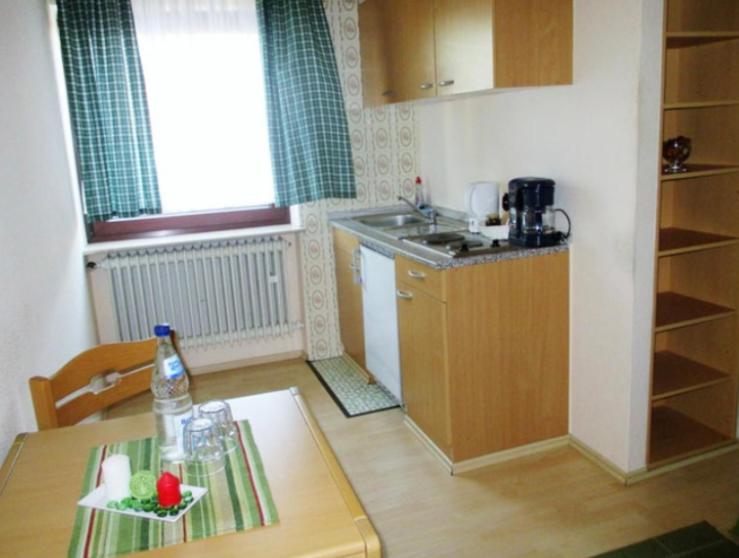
299 0 418 360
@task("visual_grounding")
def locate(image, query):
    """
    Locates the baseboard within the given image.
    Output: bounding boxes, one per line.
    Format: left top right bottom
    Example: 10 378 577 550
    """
453 436 570 474
189 350 306 375
568 436 739 485
627 442 739 484
403 418 739 481
403 417 453 473
568 435 632 484
404 417 570 475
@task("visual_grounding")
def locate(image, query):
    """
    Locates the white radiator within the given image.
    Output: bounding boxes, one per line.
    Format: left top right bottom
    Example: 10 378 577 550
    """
94 236 301 349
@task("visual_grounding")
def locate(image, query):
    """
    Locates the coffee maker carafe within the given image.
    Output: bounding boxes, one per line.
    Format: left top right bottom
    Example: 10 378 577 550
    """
503 177 570 247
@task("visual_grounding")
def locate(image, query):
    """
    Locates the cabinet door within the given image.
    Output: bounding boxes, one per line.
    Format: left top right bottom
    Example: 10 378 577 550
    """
493 0 573 87
396 283 451 456
384 0 437 103
434 0 493 96
333 229 366 368
445 253 569 460
359 0 391 107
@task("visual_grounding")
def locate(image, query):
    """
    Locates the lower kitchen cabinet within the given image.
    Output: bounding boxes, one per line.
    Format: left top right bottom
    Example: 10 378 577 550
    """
333 229 366 368
396 284 451 455
396 252 569 463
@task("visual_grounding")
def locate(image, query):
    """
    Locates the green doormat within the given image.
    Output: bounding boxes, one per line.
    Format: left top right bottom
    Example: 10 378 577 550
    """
309 355 400 417
594 522 739 558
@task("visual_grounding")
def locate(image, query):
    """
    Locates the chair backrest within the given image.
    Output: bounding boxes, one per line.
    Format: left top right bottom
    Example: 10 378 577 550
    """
29 338 159 430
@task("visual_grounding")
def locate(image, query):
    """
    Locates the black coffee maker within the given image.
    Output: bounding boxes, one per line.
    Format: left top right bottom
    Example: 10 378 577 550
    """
503 177 570 247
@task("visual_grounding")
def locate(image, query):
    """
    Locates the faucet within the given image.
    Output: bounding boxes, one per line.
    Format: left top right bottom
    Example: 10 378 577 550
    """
398 196 438 226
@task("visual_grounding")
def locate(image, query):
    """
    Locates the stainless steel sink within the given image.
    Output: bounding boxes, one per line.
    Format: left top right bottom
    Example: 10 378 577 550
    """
358 214 428 228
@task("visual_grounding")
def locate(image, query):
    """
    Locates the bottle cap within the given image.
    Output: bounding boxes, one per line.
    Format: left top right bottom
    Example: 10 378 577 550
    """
154 324 171 337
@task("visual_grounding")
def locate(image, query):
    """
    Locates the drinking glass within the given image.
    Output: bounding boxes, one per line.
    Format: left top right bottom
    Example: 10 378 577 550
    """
183 417 225 478
198 400 239 455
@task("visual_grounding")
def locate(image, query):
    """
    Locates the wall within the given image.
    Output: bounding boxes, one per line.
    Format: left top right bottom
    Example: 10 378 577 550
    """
629 0 663 471
0 0 97 456
299 0 418 360
414 0 662 472
0 0 413 408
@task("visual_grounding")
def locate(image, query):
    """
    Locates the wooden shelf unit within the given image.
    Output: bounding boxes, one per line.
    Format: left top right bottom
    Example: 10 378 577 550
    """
660 164 739 181
649 406 732 467
648 0 739 469
665 0 739 33
654 292 734 332
663 32 739 106
658 228 739 256
652 352 731 400
664 100 739 110
666 32 739 48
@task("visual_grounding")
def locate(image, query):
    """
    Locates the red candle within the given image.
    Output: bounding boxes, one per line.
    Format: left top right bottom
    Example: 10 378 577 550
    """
157 472 182 507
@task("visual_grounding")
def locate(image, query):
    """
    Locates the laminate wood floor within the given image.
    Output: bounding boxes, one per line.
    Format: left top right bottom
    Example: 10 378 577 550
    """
108 359 739 558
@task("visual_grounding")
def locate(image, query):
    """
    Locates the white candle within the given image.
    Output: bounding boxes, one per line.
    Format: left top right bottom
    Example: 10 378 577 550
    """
102 454 131 501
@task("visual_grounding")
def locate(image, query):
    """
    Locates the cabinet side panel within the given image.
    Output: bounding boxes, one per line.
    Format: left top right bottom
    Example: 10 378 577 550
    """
494 0 573 87
446 252 570 460
333 229 366 368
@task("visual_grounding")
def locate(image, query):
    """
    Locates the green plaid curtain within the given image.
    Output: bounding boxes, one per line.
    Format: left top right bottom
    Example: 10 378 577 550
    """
57 0 161 223
256 0 356 207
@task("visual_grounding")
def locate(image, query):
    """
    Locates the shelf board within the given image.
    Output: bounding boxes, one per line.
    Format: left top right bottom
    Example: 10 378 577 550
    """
655 292 735 332
649 407 733 467
666 31 739 48
652 352 732 401
658 228 739 256
664 100 739 110
661 163 739 181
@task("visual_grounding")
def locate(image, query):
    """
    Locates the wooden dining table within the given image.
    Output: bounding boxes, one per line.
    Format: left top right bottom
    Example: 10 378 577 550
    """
0 388 381 558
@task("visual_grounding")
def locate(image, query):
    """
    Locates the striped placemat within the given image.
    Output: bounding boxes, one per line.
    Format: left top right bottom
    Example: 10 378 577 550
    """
67 421 278 558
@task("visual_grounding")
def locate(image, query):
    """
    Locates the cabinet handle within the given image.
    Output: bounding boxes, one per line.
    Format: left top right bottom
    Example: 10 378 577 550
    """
351 248 362 285
407 270 426 279
396 290 414 300
438 79 455 87
419 82 434 90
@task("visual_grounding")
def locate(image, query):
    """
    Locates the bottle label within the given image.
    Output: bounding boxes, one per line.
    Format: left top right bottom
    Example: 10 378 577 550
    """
163 355 185 379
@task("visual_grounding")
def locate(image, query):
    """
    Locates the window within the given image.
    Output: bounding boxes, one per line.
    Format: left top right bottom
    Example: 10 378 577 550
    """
56 0 289 242
131 0 275 215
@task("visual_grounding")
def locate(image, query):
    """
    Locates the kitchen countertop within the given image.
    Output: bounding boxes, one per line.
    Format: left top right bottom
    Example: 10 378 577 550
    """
329 206 569 270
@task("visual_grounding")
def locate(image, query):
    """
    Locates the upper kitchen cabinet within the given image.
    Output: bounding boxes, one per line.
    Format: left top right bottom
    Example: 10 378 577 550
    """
494 0 573 88
432 0 493 97
363 0 438 103
358 0 573 106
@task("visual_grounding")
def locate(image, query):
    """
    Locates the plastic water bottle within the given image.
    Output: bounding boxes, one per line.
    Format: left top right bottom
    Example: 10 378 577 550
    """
151 324 193 463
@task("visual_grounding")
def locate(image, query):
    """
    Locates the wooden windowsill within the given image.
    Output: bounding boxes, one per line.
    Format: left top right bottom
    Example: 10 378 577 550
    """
83 223 305 258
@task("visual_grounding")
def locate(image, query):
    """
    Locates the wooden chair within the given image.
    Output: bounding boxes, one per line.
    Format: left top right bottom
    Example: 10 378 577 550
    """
29 338 160 430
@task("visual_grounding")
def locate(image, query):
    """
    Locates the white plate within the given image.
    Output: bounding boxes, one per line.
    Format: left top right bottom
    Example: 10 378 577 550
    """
78 484 207 523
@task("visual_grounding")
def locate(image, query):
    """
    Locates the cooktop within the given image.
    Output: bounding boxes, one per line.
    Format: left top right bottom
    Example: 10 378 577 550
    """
402 231 514 259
